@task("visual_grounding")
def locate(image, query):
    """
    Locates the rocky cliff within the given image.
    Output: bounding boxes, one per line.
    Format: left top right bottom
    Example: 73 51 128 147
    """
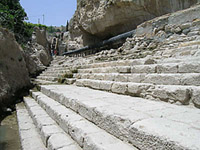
24 27 52 77
68 0 199 49
0 28 31 114
94 4 200 61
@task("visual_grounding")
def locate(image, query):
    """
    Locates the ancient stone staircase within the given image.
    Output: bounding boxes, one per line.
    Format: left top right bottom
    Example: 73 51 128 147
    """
18 47 200 150
73 59 200 108
17 81 200 150
17 6 200 150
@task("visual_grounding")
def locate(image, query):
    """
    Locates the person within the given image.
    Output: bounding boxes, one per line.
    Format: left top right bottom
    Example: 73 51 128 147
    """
51 37 57 56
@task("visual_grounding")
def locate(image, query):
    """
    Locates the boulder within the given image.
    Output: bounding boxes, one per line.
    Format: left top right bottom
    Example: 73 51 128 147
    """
69 0 199 48
33 27 49 48
0 28 31 113
24 43 50 77
24 27 52 77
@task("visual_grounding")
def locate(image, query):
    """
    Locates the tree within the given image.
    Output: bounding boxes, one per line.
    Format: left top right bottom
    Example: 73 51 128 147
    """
66 20 69 32
47 25 57 34
0 0 28 43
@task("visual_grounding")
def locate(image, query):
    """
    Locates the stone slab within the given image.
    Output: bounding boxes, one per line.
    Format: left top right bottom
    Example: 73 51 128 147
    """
40 85 200 150
16 103 47 150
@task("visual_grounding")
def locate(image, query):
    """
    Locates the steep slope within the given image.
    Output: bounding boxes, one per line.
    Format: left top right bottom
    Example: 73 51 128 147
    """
0 28 31 114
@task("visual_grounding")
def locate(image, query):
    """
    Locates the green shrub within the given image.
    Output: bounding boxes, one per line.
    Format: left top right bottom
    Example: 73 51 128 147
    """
71 69 78 74
63 73 73 78
0 0 48 44
58 77 65 84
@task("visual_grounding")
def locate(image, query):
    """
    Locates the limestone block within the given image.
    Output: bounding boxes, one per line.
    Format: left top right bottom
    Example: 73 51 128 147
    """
127 83 154 97
182 28 191 35
90 80 100 90
111 82 127 94
81 73 90 79
115 61 127 66
192 19 200 26
48 133 75 150
41 125 63 146
151 85 191 104
178 63 200 73
107 67 118 73
88 74 95 80
131 59 144 65
181 74 200 86
180 22 192 30
104 73 116 81
16 103 47 150
171 26 182 33
65 79 76 85
131 65 156 73
94 73 104 80
33 115 56 130
157 64 178 73
79 69 91 73
40 85 200 149
58 145 82 150
99 81 113 91
83 131 136 150
115 74 128 82
76 80 84 87
127 74 146 83
129 118 200 150
83 79 93 88
188 31 200 36
143 74 181 85
117 66 131 73
191 88 200 108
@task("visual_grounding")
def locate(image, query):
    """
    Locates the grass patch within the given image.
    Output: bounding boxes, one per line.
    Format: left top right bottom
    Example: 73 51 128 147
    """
58 77 65 84
63 73 73 78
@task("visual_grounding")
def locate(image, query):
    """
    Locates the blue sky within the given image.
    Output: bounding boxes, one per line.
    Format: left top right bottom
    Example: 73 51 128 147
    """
20 0 77 26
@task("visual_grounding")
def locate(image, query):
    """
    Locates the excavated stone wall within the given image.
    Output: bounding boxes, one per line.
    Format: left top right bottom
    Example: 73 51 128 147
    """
68 0 199 49
88 4 199 61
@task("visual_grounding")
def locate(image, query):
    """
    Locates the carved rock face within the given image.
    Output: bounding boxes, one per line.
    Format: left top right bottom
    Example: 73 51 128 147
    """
69 0 198 47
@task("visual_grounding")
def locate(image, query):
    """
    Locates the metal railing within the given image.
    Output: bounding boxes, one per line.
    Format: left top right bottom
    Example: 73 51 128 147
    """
62 29 136 57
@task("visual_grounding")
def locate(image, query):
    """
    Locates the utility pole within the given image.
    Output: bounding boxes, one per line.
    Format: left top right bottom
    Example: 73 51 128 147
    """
66 20 69 32
43 14 45 24
38 18 40 24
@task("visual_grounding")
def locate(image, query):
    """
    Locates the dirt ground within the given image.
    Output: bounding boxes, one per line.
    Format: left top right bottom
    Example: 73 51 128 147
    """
0 111 21 150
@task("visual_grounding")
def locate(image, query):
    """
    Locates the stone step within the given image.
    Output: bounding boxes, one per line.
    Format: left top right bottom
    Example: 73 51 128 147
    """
16 103 47 150
40 85 200 150
31 91 136 150
75 73 200 86
156 56 200 64
78 62 200 74
81 58 147 69
50 56 66 62
159 39 200 51
75 79 200 108
162 35 199 45
37 76 58 82
24 97 82 150
43 70 71 74
161 40 200 50
47 67 70 71
33 79 56 85
39 73 63 78
64 78 76 85
161 44 200 58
